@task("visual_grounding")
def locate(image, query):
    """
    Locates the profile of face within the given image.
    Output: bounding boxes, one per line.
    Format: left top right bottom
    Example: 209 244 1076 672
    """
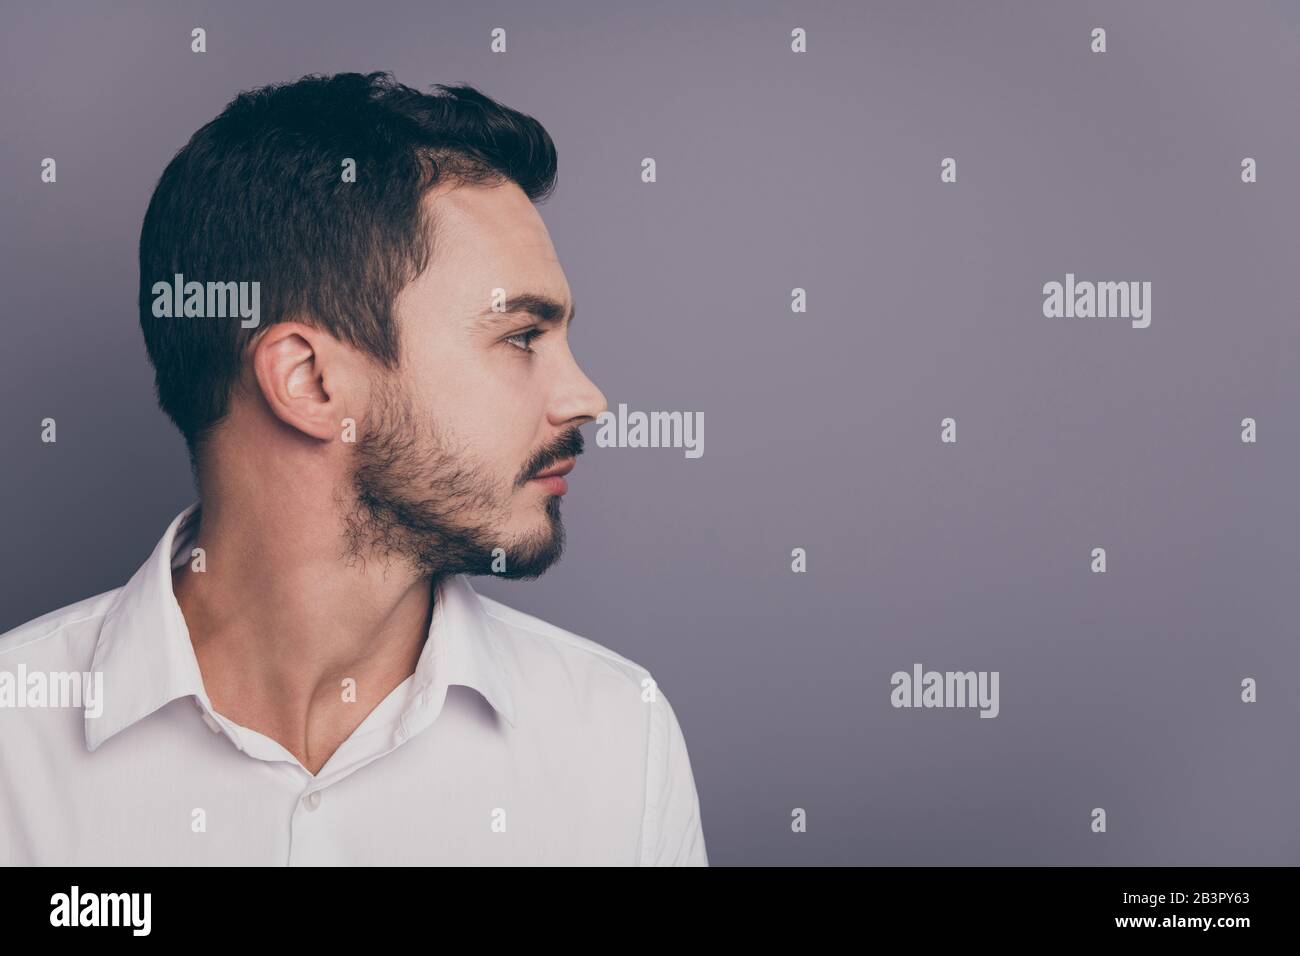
344 181 607 580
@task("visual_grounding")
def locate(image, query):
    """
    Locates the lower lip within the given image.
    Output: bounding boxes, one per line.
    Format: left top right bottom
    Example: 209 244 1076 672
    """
530 475 568 495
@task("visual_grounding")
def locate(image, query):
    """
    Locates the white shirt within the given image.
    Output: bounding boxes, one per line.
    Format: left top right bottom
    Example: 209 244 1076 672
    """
0 503 708 866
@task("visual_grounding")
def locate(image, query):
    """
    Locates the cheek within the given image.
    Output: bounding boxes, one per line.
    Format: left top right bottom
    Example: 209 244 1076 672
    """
424 355 542 478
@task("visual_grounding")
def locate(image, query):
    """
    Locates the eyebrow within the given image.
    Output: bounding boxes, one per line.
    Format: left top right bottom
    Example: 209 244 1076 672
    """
474 292 576 331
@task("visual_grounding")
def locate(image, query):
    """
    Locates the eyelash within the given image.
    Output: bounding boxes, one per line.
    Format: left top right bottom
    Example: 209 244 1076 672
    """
505 328 544 353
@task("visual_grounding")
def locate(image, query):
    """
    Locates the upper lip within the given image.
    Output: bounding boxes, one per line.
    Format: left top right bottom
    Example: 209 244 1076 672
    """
532 459 576 479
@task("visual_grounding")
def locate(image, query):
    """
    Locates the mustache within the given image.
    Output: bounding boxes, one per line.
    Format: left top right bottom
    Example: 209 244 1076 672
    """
518 428 585 486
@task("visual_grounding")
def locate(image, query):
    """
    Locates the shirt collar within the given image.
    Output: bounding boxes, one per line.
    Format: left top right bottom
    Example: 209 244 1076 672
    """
86 502 517 753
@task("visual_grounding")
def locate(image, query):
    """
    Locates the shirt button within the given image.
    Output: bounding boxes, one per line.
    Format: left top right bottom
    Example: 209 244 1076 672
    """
304 791 322 811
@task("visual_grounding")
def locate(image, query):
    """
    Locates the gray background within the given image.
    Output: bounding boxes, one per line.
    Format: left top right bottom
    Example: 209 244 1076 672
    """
2 0 1297 865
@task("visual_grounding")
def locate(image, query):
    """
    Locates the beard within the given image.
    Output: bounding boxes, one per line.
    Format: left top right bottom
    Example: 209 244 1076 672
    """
339 371 579 581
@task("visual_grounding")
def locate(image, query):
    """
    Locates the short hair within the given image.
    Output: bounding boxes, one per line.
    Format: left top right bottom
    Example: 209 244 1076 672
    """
137 71 558 474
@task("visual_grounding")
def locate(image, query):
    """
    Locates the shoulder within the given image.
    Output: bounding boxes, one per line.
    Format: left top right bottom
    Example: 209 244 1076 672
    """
472 587 707 865
476 590 659 700
471 587 669 769
0 588 119 663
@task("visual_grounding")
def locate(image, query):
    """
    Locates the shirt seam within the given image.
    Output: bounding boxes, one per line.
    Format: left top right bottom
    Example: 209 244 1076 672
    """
635 679 655 866
0 611 110 659
480 604 648 677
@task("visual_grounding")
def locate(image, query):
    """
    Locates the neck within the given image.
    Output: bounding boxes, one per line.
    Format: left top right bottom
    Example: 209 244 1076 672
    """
172 491 438 774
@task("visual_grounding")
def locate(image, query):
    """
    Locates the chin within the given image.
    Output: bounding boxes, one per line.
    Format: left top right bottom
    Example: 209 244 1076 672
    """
491 516 565 580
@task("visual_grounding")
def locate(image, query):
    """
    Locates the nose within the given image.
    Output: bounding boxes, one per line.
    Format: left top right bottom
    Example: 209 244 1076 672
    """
548 351 607 429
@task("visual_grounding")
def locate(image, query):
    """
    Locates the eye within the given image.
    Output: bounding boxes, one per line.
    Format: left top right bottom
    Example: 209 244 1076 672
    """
505 328 544 353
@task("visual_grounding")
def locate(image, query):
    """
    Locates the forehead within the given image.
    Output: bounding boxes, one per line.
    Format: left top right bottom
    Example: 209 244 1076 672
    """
420 181 568 306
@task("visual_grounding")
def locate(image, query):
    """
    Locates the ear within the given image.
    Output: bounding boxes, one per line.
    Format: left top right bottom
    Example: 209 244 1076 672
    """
249 322 353 443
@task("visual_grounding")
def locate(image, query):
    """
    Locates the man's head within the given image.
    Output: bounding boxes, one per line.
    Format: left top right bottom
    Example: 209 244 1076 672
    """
139 72 606 580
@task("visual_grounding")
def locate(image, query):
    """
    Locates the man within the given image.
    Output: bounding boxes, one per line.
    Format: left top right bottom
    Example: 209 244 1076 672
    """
0 72 707 865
